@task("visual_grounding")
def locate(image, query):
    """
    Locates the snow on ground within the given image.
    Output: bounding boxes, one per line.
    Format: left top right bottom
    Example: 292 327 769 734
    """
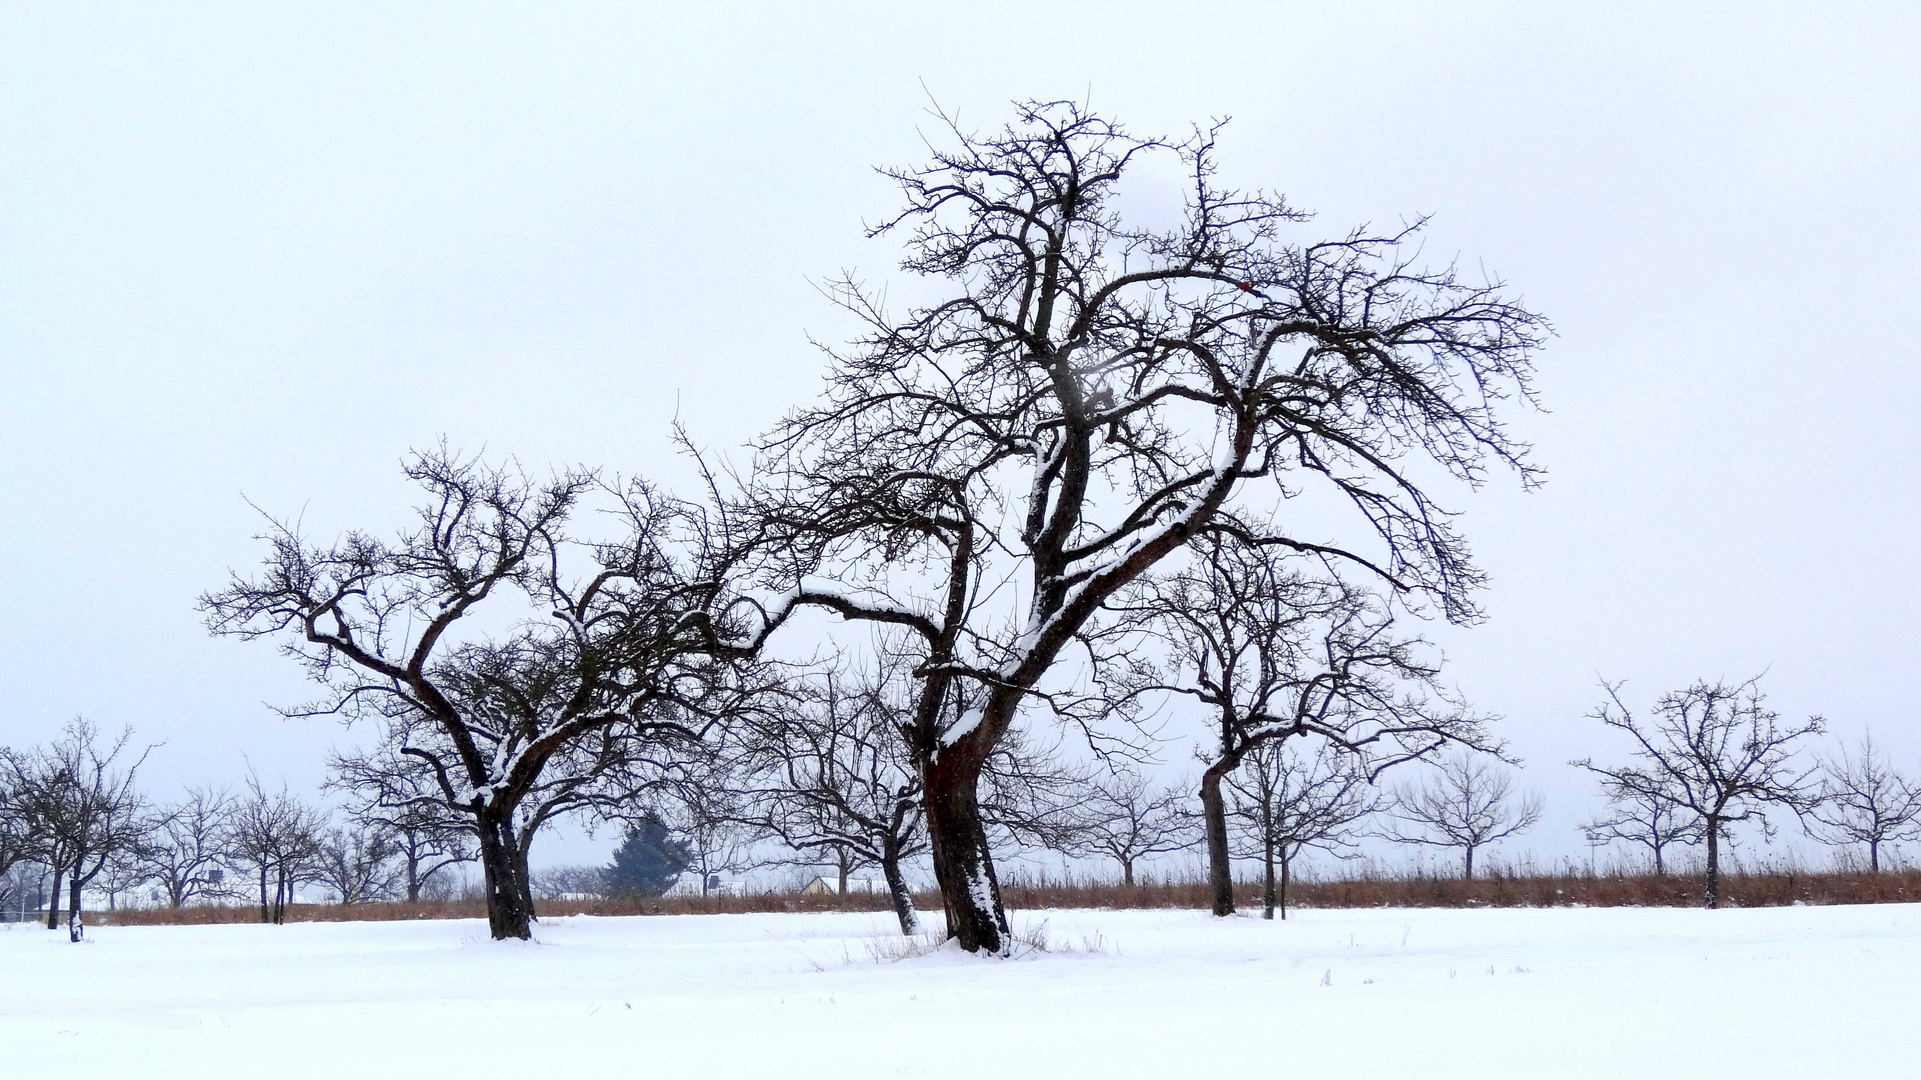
3 904 1916 1078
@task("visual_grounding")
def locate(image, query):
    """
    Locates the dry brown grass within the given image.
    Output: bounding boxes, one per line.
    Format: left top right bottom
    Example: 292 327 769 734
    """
1285 864 1921 910
60 857 1921 927
996 853 1921 912
81 889 908 926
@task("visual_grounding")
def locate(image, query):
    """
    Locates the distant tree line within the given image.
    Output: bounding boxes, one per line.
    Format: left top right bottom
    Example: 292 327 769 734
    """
1 669 1908 938
0 720 484 936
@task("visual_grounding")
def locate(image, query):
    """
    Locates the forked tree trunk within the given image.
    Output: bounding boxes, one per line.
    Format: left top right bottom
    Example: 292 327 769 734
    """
475 809 535 940
924 754 1009 955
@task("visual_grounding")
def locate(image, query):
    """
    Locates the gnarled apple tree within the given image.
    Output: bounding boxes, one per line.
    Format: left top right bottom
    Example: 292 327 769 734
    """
1113 534 1492 917
202 448 757 939
740 100 1545 953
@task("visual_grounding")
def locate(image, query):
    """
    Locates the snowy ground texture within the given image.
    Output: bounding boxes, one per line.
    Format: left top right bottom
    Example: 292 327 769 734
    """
4 904 1916 1078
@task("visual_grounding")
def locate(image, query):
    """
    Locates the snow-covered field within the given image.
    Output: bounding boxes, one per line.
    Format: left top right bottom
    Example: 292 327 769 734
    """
3 904 1915 1078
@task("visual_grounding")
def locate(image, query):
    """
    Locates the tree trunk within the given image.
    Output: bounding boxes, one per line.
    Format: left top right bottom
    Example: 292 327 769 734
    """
475 809 534 940
837 849 851 897
1121 857 1135 887
405 852 423 903
67 874 85 942
1464 844 1475 881
512 836 536 917
1703 820 1720 909
1653 844 1664 877
924 753 1009 955
1262 834 1276 920
1199 764 1236 917
880 845 921 936
1260 788 1277 920
45 865 64 930
1278 849 1292 921
258 865 270 923
1869 840 1880 873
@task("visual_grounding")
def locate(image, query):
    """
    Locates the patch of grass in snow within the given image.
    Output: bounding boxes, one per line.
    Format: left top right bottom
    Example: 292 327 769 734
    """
861 932 949 964
1011 920 1113 958
849 920 1115 965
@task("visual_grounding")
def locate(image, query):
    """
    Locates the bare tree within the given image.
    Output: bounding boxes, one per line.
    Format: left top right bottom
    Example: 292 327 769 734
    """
1575 676 1822 908
0 858 21 916
377 801 473 904
93 846 153 910
226 773 324 924
742 655 1094 934
311 824 400 904
1387 752 1542 879
326 751 474 903
143 786 236 908
1578 774 1701 876
202 448 763 940
978 726 1100 859
1 862 40 918
4 719 154 940
1227 739 1380 919
736 100 1545 952
531 864 609 900
1804 732 1921 871
2 756 68 929
1068 771 1192 886
2 861 57 922
740 660 928 932
657 768 765 897
0 760 32 908
1114 534 1489 915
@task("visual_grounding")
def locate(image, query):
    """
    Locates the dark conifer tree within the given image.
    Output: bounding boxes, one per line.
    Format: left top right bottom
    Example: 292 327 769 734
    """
605 812 690 897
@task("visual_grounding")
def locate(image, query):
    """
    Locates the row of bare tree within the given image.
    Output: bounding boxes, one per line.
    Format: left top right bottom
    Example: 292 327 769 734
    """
6 670 1911 938
713 668 1921 921
0 721 479 936
1573 675 1921 907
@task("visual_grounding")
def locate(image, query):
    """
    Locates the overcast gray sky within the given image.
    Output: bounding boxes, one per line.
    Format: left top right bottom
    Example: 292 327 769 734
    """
4 2 1917 872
